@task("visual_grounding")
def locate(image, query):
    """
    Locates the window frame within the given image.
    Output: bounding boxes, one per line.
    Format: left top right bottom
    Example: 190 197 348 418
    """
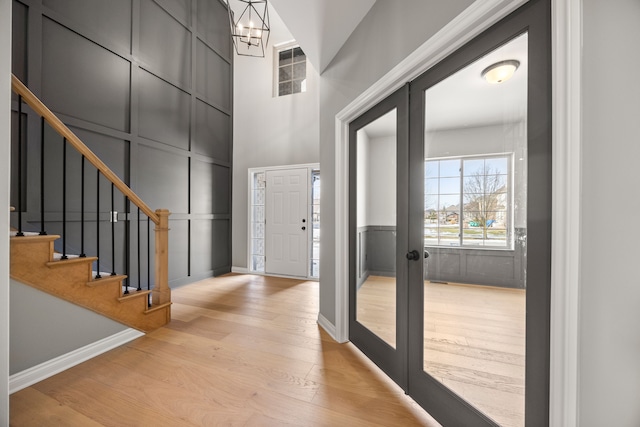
273 41 307 97
424 152 514 250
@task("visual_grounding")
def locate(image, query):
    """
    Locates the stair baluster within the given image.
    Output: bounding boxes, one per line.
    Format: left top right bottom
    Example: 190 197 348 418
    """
80 156 86 257
15 95 24 236
39 117 46 236
61 137 68 259
95 170 101 279
110 182 116 277
125 197 130 292
147 216 151 307
137 207 142 292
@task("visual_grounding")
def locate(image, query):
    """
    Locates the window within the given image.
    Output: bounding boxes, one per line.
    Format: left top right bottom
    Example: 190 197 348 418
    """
250 171 266 273
277 46 306 96
425 155 511 248
310 171 320 278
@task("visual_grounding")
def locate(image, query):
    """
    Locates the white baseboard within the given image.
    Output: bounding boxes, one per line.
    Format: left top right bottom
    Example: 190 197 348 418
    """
9 328 144 394
318 313 346 343
231 266 249 274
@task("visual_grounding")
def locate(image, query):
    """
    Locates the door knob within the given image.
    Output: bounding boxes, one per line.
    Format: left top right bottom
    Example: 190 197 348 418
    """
424 251 430 259
302 226 306 230
406 250 420 261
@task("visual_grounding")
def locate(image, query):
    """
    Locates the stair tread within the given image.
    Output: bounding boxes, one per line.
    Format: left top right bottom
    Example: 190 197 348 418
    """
47 256 98 268
145 301 172 314
10 233 59 241
119 289 151 302
87 274 127 287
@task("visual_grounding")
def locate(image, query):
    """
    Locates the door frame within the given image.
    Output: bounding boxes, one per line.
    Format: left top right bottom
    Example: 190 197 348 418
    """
246 163 320 279
331 0 582 425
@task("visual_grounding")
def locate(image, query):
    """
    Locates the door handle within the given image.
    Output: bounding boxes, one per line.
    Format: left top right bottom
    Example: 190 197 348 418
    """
302 226 306 230
424 251 430 259
406 250 420 261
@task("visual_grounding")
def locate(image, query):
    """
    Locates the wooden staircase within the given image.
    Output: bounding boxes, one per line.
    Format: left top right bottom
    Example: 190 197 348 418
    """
10 234 171 332
10 74 172 333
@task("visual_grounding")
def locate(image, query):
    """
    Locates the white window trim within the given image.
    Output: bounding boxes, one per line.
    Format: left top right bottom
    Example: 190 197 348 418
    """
247 163 320 281
331 1 582 426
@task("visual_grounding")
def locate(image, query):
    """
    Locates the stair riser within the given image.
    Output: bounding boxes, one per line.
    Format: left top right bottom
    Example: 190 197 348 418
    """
11 239 56 266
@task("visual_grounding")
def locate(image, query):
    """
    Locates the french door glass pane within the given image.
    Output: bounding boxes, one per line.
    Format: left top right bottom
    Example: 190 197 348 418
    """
423 33 528 426
355 109 397 348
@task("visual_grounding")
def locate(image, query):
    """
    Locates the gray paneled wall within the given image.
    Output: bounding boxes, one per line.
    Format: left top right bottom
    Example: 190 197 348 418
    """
10 0 232 287
357 224 525 289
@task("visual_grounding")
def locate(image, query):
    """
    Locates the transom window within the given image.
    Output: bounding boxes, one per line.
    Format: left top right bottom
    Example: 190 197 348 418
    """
425 155 512 248
277 46 306 96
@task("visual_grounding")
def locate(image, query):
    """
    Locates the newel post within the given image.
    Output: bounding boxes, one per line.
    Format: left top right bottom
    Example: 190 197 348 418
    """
153 209 171 305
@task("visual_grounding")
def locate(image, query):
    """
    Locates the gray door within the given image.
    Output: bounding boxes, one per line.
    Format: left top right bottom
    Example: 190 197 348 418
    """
349 85 410 390
407 0 551 426
349 0 551 426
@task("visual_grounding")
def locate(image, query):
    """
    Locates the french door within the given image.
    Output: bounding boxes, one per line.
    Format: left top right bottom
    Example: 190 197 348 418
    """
349 85 410 388
349 1 551 426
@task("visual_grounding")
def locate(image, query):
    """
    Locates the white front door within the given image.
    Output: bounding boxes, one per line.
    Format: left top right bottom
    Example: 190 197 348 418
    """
265 168 309 277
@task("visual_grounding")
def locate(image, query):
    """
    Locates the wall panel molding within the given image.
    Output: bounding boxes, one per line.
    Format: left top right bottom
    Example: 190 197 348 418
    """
11 0 233 289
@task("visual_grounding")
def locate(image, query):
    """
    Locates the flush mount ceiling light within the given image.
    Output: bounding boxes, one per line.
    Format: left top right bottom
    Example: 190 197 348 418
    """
481 60 520 84
226 0 271 58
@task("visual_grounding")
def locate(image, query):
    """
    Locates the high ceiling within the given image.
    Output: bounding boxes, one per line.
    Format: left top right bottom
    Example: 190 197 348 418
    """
269 0 376 73
265 1 527 134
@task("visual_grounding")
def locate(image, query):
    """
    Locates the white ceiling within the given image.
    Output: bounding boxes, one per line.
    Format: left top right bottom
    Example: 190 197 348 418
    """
268 0 376 73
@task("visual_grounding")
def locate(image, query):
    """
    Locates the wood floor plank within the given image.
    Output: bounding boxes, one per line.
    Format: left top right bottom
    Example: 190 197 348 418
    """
10 387 103 427
245 386 390 427
32 372 194 426
129 329 321 403
67 353 253 426
312 385 440 427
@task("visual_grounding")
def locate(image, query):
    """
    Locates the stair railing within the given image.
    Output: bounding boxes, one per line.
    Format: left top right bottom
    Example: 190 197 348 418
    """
10 74 171 307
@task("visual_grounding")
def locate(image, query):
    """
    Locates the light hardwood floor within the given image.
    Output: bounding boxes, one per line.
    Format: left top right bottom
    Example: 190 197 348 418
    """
10 274 440 427
357 276 525 427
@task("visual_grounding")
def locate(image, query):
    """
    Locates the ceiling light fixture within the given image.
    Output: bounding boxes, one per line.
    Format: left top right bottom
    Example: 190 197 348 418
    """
481 60 520 84
226 0 271 58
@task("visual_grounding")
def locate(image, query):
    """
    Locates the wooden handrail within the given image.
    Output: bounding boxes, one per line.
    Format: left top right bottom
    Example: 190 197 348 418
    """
11 74 159 225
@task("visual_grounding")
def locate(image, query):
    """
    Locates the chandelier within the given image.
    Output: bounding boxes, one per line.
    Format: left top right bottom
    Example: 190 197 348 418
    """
226 0 271 58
